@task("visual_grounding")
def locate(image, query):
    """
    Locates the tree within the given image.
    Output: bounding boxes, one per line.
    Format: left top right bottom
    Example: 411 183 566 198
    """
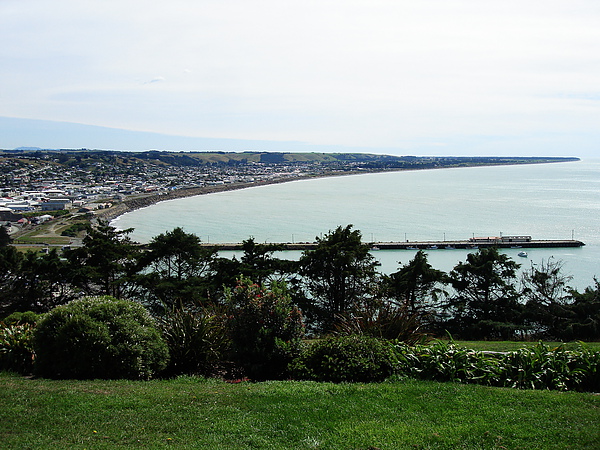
383 250 447 314
8 249 75 314
134 227 219 312
521 258 573 338
238 237 287 285
446 247 522 340
0 245 24 317
299 225 380 332
564 280 600 340
65 223 140 299
0 225 12 247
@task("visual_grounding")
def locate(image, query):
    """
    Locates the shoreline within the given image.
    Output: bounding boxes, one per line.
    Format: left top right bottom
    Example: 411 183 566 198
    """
99 159 578 225
98 172 347 224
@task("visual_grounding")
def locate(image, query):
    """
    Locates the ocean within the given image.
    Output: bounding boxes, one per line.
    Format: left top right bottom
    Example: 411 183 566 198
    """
112 159 600 290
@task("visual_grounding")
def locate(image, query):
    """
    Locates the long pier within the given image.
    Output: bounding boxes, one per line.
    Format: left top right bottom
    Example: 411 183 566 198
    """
203 239 585 251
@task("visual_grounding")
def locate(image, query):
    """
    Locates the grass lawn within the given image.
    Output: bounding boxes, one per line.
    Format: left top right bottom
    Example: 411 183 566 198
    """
1 372 599 449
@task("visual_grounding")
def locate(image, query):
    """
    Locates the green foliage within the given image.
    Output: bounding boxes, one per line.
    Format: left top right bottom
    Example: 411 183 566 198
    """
395 340 504 385
290 335 397 382
0 323 35 374
383 250 447 315
0 225 11 247
225 277 304 380
561 280 600 341
238 237 287 285
134 227 219 312
65 224 140 299
501 342 600 391
299 225 380 332
159 305 229 377
395 340 600 392
7 249 74 315
33 296 169 380
0 245 24 316
2 310 40 325
446 247 523 339
334 300 429 345
60 222 89 237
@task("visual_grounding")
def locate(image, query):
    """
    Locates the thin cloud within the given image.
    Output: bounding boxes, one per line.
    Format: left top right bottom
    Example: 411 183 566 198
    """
0 0 599 156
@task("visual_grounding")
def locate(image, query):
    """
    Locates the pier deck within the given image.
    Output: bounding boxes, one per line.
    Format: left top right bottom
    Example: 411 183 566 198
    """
203 239 585 251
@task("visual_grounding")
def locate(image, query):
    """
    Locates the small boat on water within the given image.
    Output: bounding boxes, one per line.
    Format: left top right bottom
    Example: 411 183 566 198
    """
518 251 528 257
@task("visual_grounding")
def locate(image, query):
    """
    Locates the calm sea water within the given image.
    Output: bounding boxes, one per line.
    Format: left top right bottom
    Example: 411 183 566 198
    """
112 159 600 290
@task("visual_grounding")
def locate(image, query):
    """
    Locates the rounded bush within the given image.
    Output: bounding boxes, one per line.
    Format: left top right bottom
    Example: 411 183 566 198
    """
2 311 40 326
33 296 169 380
290 335 397 382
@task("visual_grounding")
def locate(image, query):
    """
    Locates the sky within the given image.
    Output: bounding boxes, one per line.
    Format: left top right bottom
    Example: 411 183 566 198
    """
1 0 599 157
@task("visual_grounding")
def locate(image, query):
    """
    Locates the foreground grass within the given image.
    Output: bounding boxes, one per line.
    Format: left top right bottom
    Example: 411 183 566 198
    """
1 372 599 449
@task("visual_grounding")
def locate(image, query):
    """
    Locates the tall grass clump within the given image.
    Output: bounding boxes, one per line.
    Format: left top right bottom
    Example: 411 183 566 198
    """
0 311 40 374
395 340 503 385
334 301 429 345
0 323 35 374
159 304 229 377
500 342 600 391
394 340 600 392
33 296 169 380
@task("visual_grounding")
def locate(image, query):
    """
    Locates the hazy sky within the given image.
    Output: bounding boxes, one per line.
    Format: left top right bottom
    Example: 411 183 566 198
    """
1 0 599 156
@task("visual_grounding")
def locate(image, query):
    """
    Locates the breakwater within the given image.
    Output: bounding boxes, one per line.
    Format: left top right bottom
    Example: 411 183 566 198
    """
202 239 585 251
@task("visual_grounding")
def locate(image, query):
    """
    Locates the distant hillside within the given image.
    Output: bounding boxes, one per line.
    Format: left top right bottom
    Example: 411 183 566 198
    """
0 148 579 170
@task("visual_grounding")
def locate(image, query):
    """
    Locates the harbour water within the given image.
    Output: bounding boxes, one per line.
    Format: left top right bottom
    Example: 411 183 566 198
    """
112 159 600 290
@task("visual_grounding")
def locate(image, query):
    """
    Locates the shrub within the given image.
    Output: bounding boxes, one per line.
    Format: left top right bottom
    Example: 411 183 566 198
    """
290 335 397 382
2 311 40 326
225 278 304 380
0 323 35 374
159 305 229 377
60 222 89 237
33 296 169 380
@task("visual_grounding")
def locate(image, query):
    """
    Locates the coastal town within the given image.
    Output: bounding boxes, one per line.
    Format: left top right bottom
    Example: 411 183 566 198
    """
0 149 577 245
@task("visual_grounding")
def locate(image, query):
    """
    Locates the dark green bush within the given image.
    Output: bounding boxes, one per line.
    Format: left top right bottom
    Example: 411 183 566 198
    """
33 296 169 380
290 335 397 382
225 278 304 380
0 323 35 374
2 311 40 326
60 222 89 237
160 305 229 377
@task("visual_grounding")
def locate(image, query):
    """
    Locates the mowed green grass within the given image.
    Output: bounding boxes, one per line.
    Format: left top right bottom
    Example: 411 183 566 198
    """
1 372 599 449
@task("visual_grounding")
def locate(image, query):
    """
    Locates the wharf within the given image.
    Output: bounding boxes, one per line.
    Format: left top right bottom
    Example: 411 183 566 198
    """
203 239 585 251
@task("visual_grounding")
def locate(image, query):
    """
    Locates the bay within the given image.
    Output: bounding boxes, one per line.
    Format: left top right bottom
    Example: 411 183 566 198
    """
112 159 600 289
